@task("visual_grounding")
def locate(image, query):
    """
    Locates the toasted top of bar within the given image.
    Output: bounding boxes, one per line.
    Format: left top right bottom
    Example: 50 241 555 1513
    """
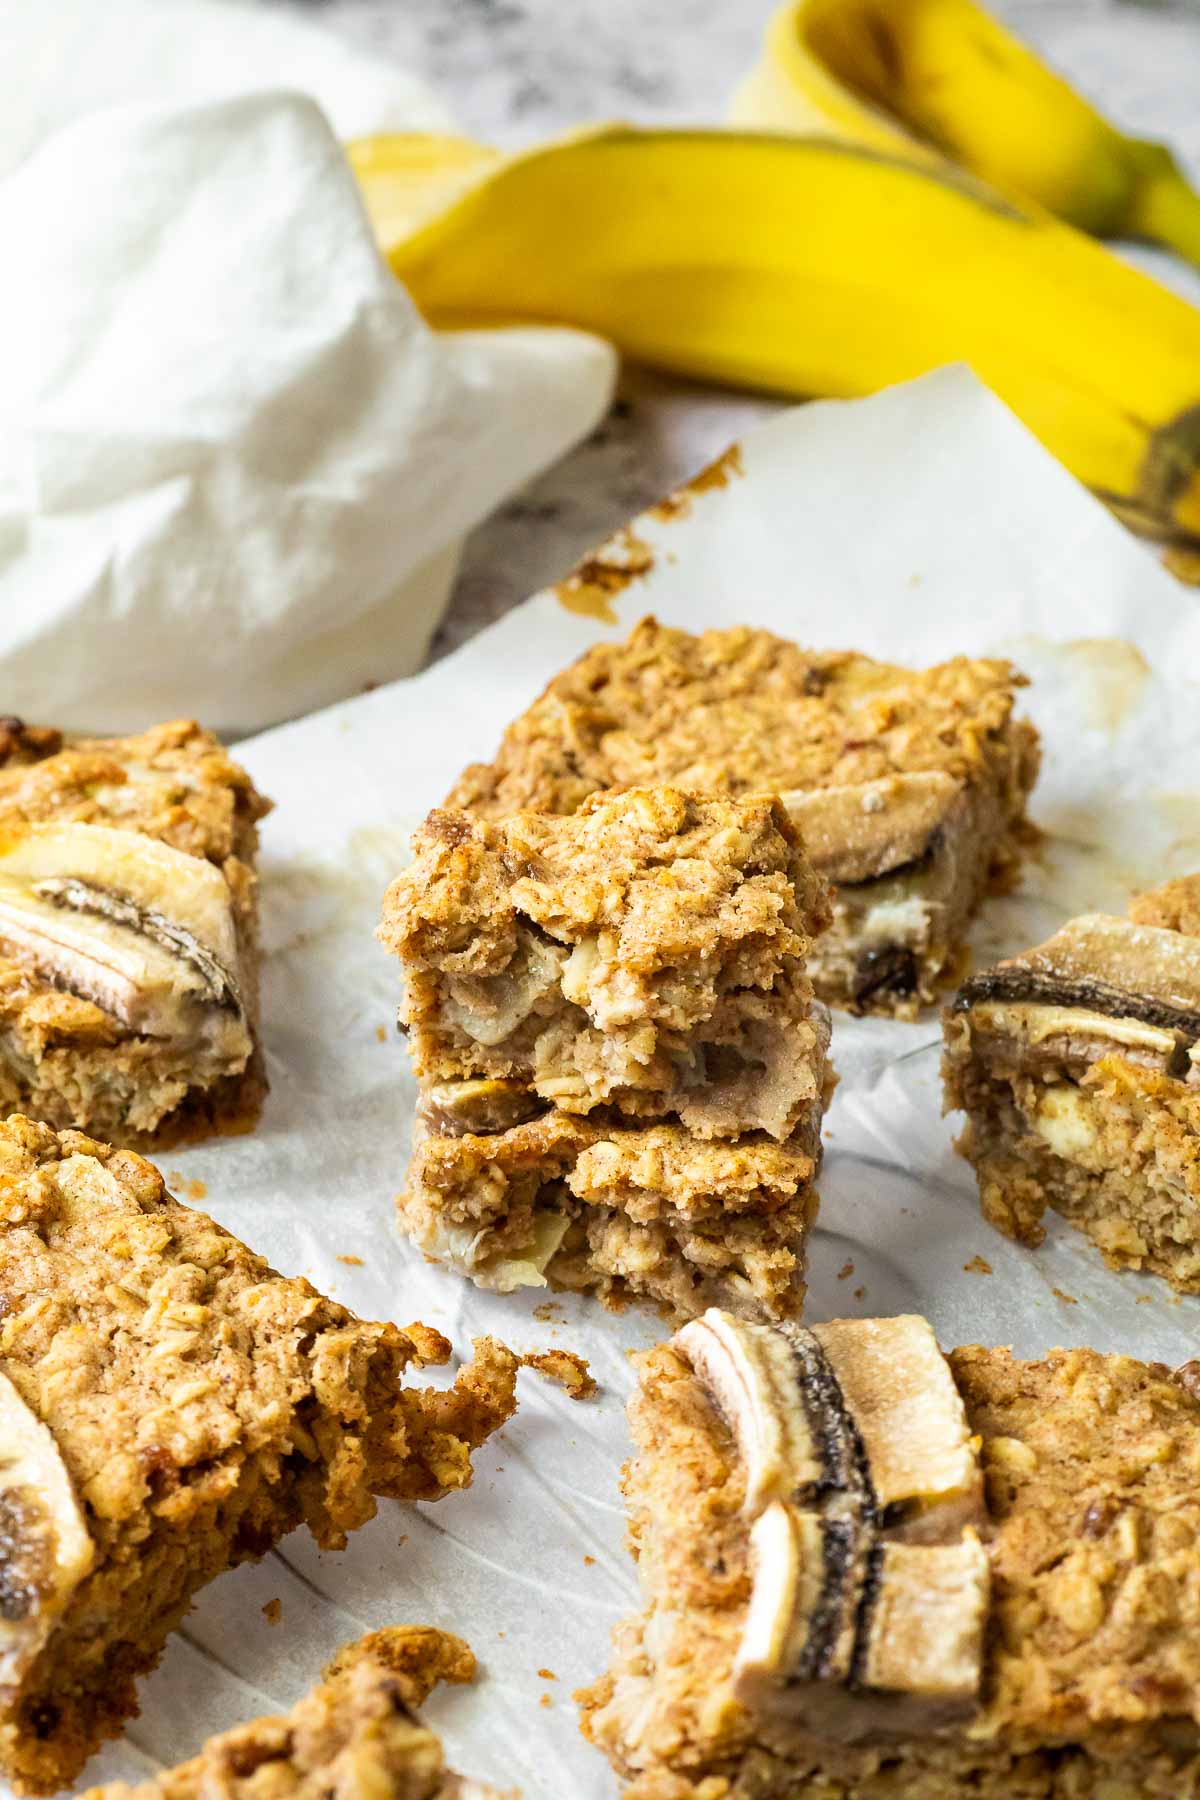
0 720 270 868
955 912 1200 1040
79 1626 509 1800
447 619 1035 862
1130 872 1200 939
584 1321 1200 1777
382 786 830 1003
0 1115 516 1573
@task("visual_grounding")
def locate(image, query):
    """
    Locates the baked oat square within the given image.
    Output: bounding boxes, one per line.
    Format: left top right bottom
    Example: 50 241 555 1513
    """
448 617 1040 1017
0 1116 519 1794
943 874 1200 1288
79 1627 513 1800
0 719 271 1147
578 1308 1200 1798
379 786 833 1320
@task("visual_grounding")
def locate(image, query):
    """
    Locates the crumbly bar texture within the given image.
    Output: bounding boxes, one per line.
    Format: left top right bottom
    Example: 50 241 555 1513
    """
0 1116 519 1794
79 1626 514 1800
380 788 833 1321
943 876 1200 1289
447 617 1040 1018
578 1309 1200 1798
0 718 271 1148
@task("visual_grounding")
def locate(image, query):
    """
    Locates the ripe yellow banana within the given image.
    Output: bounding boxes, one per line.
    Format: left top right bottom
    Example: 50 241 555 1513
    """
350 126 1200 554
732 0 1200 265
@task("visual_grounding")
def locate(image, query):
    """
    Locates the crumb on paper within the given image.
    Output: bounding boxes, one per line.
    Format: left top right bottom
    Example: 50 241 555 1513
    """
376 1024 387 1043
583 1554 596 1566
168 1172 207 1201
337 1254 364 1266
538 1668 557 1681
539 1694 552 1709
1136 1295 1154 1305
1051 1286 1078 1306
964 1254 993 1275
836 1260 855 1281
262 1598 281 1625
497 1631 505 1640
521 1349 597 1400
853 1285 866 1300
398 1536 407 1548
533 1300 564 1322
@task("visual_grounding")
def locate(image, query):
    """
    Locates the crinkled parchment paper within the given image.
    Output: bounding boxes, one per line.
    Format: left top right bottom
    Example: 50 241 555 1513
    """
71 368 1200 1797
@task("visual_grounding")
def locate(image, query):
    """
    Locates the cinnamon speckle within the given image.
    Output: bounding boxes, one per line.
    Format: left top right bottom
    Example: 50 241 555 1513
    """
837 1260 855 1281
964 1254 993 1275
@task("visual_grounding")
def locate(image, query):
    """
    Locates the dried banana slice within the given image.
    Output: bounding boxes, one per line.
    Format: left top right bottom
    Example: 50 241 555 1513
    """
0 824 247 1052
0 1370 93 1692
676 1310 989 1742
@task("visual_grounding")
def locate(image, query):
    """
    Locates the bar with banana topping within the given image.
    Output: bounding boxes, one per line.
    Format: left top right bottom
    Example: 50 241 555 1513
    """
447 617 1040 1017
0 1115 521 1794
0 719 270 1146
578 1309 1200 1797
76 1627 512 1800
943 874 1200 1288
379 786 833 1319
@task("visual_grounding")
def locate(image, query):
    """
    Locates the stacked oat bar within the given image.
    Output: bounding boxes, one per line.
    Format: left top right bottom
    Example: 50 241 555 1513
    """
379 786 834 1320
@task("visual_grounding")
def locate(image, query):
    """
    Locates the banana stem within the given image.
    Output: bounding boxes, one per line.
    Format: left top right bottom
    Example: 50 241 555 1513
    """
1127 152 1200 271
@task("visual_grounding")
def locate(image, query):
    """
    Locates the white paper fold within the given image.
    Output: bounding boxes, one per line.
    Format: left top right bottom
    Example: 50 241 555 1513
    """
0 89 615 735
19 370 1200 1798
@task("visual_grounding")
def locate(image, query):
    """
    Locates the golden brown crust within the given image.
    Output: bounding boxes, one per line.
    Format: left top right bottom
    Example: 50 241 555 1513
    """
445 618 1039 1019
0 722 271 1146
1129 873 1200 939
78 1627 508 1800
578 1336 1200 1798
0 1117 518 1793
448 618 1036 824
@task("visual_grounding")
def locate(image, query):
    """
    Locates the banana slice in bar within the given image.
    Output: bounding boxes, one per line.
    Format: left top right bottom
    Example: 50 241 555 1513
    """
675 1311 824 1513
677 1310 989 1742
0 824 246 1049
0 1370 94 1691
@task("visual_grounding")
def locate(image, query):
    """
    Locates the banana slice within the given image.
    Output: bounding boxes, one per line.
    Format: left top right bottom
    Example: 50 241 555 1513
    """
0 1370 93 1692
677 1311 989 1741
0 825 247 1054
418 1079 544 1137
675 1311 824 1513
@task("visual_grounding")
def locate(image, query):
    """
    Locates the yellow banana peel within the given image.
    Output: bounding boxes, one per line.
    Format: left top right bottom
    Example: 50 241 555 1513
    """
350 126 1200 555
732 0 1200 265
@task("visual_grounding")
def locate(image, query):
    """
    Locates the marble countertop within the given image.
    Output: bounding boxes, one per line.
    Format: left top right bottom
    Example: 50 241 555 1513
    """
262 0 1200 659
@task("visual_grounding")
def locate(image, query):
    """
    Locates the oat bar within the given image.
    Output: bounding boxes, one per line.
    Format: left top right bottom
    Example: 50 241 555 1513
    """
0 1117 519 1793
578 1308 1200 1797
943 877 1200 1287
379 787 833 1319
448 618 1040 1017
0 720 270 1146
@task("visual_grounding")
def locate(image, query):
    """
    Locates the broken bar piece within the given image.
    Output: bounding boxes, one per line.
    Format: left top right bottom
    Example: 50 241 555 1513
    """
379 786 833 1320
943 877 1200 1287
578 1308 1200 1797
0 1116 518 1793
0 719 271 1146
447 618 1040 1017
77 1627 513 1800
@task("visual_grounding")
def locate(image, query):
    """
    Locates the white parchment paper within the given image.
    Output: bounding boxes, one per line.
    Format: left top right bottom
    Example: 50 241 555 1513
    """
71 368 1200 1798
